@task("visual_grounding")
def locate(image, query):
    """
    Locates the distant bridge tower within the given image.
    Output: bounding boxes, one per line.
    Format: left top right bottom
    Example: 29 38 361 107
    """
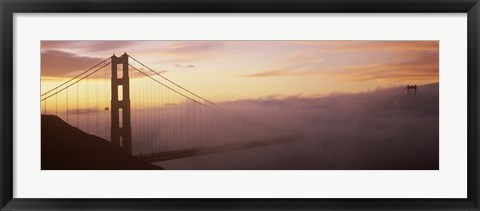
407 85 417 95
111 53 132 154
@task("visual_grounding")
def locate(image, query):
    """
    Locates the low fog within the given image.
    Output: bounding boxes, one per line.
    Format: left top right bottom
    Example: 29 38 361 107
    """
62 83 439 170
158 83 439 170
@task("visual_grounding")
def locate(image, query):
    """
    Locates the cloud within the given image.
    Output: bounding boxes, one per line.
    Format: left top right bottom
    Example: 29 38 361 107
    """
65 82 439 169
41 50 105 77
173 64 196 69
166 41 224 54
332 51 439 82
238 42 438 84
66 108 100 115
283 41 438 53
239 69 306 78
41 49 168 78
330 41 439 52
41 41 142 54
128 65 168 78
157 41 232 63
239 59 321 78
159 83 439 170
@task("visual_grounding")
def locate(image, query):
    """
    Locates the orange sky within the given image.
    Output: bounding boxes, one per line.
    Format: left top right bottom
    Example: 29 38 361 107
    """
41 41 439 102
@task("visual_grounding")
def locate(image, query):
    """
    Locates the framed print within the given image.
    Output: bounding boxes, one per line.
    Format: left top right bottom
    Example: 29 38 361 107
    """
39 40 440 171
1 0 479 210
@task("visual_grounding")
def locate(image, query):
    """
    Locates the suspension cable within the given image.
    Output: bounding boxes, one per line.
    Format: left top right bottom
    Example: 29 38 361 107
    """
129 55 298 134
41 57 111 97
41 62 111 101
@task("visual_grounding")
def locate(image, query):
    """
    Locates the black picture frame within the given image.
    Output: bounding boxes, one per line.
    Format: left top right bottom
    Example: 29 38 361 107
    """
1 0 479 210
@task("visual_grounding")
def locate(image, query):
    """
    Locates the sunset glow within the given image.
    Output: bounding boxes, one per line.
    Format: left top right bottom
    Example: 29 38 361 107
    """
41 40 439 170
41 41 439 103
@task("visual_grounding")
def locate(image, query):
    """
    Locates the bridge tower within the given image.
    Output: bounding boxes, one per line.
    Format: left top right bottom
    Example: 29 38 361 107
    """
111 53 132 154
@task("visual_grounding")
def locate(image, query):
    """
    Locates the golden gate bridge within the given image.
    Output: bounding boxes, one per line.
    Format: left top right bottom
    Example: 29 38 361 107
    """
40 53 300 162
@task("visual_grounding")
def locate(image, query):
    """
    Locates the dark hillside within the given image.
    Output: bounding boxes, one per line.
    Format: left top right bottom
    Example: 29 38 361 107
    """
41 115 161 170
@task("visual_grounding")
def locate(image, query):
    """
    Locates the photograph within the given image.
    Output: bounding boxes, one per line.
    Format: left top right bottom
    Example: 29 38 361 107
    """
40 40 439 170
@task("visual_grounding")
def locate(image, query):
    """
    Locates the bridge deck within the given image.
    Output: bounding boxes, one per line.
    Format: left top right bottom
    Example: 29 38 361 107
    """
134 136 301 163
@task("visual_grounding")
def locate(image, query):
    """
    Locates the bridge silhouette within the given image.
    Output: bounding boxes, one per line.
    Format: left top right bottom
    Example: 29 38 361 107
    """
41 53 299 163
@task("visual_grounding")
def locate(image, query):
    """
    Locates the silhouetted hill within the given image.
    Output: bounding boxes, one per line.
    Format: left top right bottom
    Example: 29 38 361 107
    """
41 115 162 170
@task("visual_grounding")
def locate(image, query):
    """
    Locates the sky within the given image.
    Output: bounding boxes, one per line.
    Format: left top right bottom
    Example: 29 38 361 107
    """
41 40 439 102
